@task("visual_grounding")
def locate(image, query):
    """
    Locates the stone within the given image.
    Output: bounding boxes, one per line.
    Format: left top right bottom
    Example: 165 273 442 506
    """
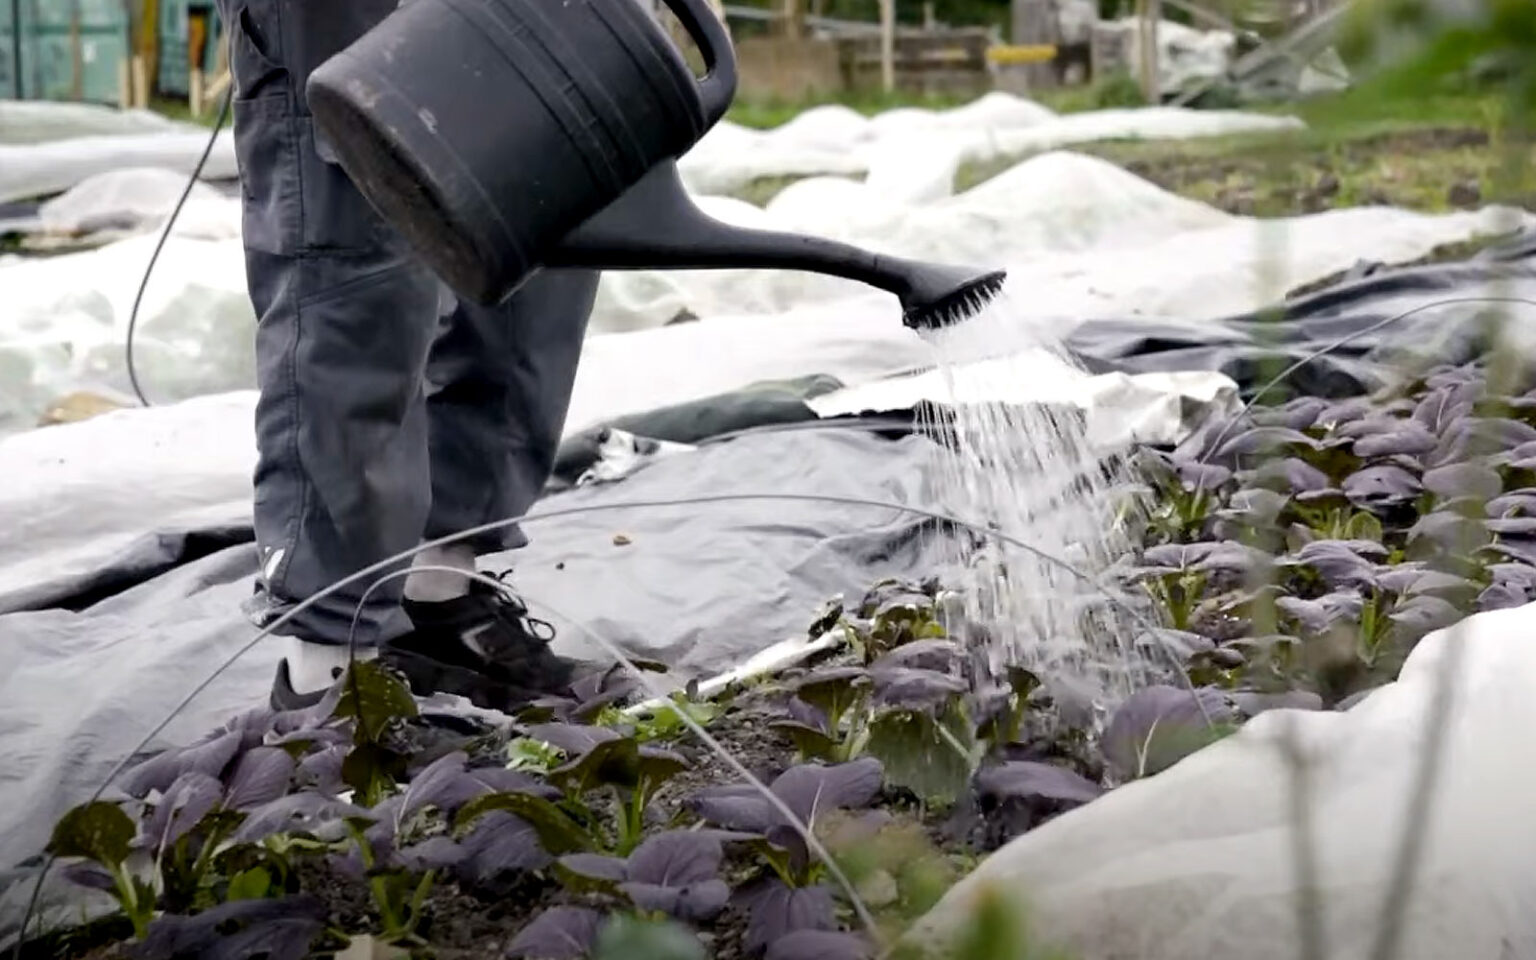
902 602 1536 960
1448 180 1482 208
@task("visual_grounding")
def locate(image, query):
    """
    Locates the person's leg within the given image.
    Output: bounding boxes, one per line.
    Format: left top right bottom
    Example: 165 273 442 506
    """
384 270 599 700
220 0 441 694
416 268 600 574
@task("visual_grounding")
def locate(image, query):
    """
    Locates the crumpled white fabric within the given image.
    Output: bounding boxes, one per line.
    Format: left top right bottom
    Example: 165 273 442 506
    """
905 600 1536 960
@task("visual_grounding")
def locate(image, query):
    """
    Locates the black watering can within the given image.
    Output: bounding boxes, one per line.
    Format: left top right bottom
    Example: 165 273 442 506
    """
305 0 1005 330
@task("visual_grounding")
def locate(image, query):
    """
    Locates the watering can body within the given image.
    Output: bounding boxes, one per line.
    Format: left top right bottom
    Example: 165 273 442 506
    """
306 0 737 306
308 0 1004 329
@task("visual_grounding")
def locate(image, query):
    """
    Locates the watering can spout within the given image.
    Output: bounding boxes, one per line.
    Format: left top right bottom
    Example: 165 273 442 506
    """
547 161 1007 331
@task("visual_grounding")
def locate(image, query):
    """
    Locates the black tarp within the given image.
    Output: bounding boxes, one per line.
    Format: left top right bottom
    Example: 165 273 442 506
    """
2 241 1535 944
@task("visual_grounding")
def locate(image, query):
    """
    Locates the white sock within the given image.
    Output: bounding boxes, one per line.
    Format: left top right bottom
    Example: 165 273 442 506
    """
283 636 377 694
403 543 477 603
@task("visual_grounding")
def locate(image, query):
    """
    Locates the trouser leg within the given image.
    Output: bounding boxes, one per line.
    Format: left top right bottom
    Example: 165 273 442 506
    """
222 0 441 646
424 270 600 553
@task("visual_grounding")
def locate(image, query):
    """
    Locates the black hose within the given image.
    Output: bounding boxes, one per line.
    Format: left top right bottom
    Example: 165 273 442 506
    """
125 86 234 407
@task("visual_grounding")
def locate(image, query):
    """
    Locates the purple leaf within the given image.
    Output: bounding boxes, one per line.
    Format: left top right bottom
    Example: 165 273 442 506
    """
620 878 732 922
1487 441 1536 468
784 697 830 734
869 667 968 711
1486 485 1536 516
1422 463 1502 501
120 730 242 799
1314 397 1374 427
1343 465 1421 509
295 744 346 796
1136 629 1215 660
688 784 776 833
1375 566 1477 598
60 861 117 892
1275 592 1363 633
1489 563 1536 590
1478 582 1529 611
771 758 884 826
559 852 629 883
1229 690 1324 716
398 751 506 826
460 810 552 880
1407 510 1491 553
1253 457 1330 494
1102 686 1234 779
395 836 465 872
1486 517 1536 536
1353 424 1438 458
765 931 874 960
233 794 371 843
224 747 295 811
870 639 964 673
526 723 622 757
507 906 606 960
470 766 559 799
204 918 323 960
625 830 723 887
143 771 223 851
1283 540 1380 589
1388 595 1463 636
738 879 838 954
134 895 326 960
975 761 1103 805
1215 426 1319 457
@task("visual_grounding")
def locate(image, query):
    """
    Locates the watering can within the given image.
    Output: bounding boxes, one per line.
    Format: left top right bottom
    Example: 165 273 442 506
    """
305 0 1004 330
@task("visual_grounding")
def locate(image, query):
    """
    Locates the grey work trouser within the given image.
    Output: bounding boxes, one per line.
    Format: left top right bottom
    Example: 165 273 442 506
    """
220 0 598 646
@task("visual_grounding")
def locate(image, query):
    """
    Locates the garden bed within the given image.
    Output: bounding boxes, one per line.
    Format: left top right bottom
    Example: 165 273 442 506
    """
15 350 1536 960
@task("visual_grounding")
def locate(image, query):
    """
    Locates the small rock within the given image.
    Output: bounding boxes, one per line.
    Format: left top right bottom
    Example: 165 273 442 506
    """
1314 171 1341 197
1448 179 1481 207
612 533 632 546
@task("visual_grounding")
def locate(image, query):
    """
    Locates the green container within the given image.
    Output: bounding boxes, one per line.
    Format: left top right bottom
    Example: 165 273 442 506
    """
3 0 129 104
158 0 221 98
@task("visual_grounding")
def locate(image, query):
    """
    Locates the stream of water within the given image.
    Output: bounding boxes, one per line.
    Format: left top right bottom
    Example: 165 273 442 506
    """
916 289 1158 714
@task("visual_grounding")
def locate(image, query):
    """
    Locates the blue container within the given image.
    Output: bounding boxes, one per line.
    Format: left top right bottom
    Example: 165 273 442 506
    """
1 0 130 104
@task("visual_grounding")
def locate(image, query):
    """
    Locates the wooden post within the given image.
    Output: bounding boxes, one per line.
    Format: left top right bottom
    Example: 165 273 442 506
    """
879 0 895 93
118 57 132 109
1136 0 1160 102
923 2 935 28
69 10 83 100
781 0 804 39
139 0 159 103
131 54 148 107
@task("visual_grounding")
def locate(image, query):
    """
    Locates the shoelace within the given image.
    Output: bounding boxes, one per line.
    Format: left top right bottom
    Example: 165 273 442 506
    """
485 569 557 644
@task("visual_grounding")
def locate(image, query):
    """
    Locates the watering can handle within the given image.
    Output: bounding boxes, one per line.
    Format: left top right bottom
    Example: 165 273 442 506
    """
657 0 738 127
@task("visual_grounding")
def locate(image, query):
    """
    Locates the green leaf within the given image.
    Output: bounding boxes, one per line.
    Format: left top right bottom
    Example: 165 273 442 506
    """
342 742 409 807
506 737 564 773
47 801 136 868
771 721 840 762
1346 511 1385 543
227 866 271 901
866 705 974 806
549 738 641 796
455 792 593 854
333 660 418 743
592 915 706 960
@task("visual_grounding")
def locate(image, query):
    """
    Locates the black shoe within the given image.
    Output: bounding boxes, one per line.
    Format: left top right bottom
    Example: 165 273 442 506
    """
388 573 593 712
267 575 593 715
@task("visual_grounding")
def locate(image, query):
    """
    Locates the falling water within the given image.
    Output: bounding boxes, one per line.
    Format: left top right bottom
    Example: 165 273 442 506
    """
916 288 1160 711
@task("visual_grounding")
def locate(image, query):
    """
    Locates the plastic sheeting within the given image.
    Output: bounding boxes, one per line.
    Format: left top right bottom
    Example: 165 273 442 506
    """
904 599 1536 960
4 149 1528 431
